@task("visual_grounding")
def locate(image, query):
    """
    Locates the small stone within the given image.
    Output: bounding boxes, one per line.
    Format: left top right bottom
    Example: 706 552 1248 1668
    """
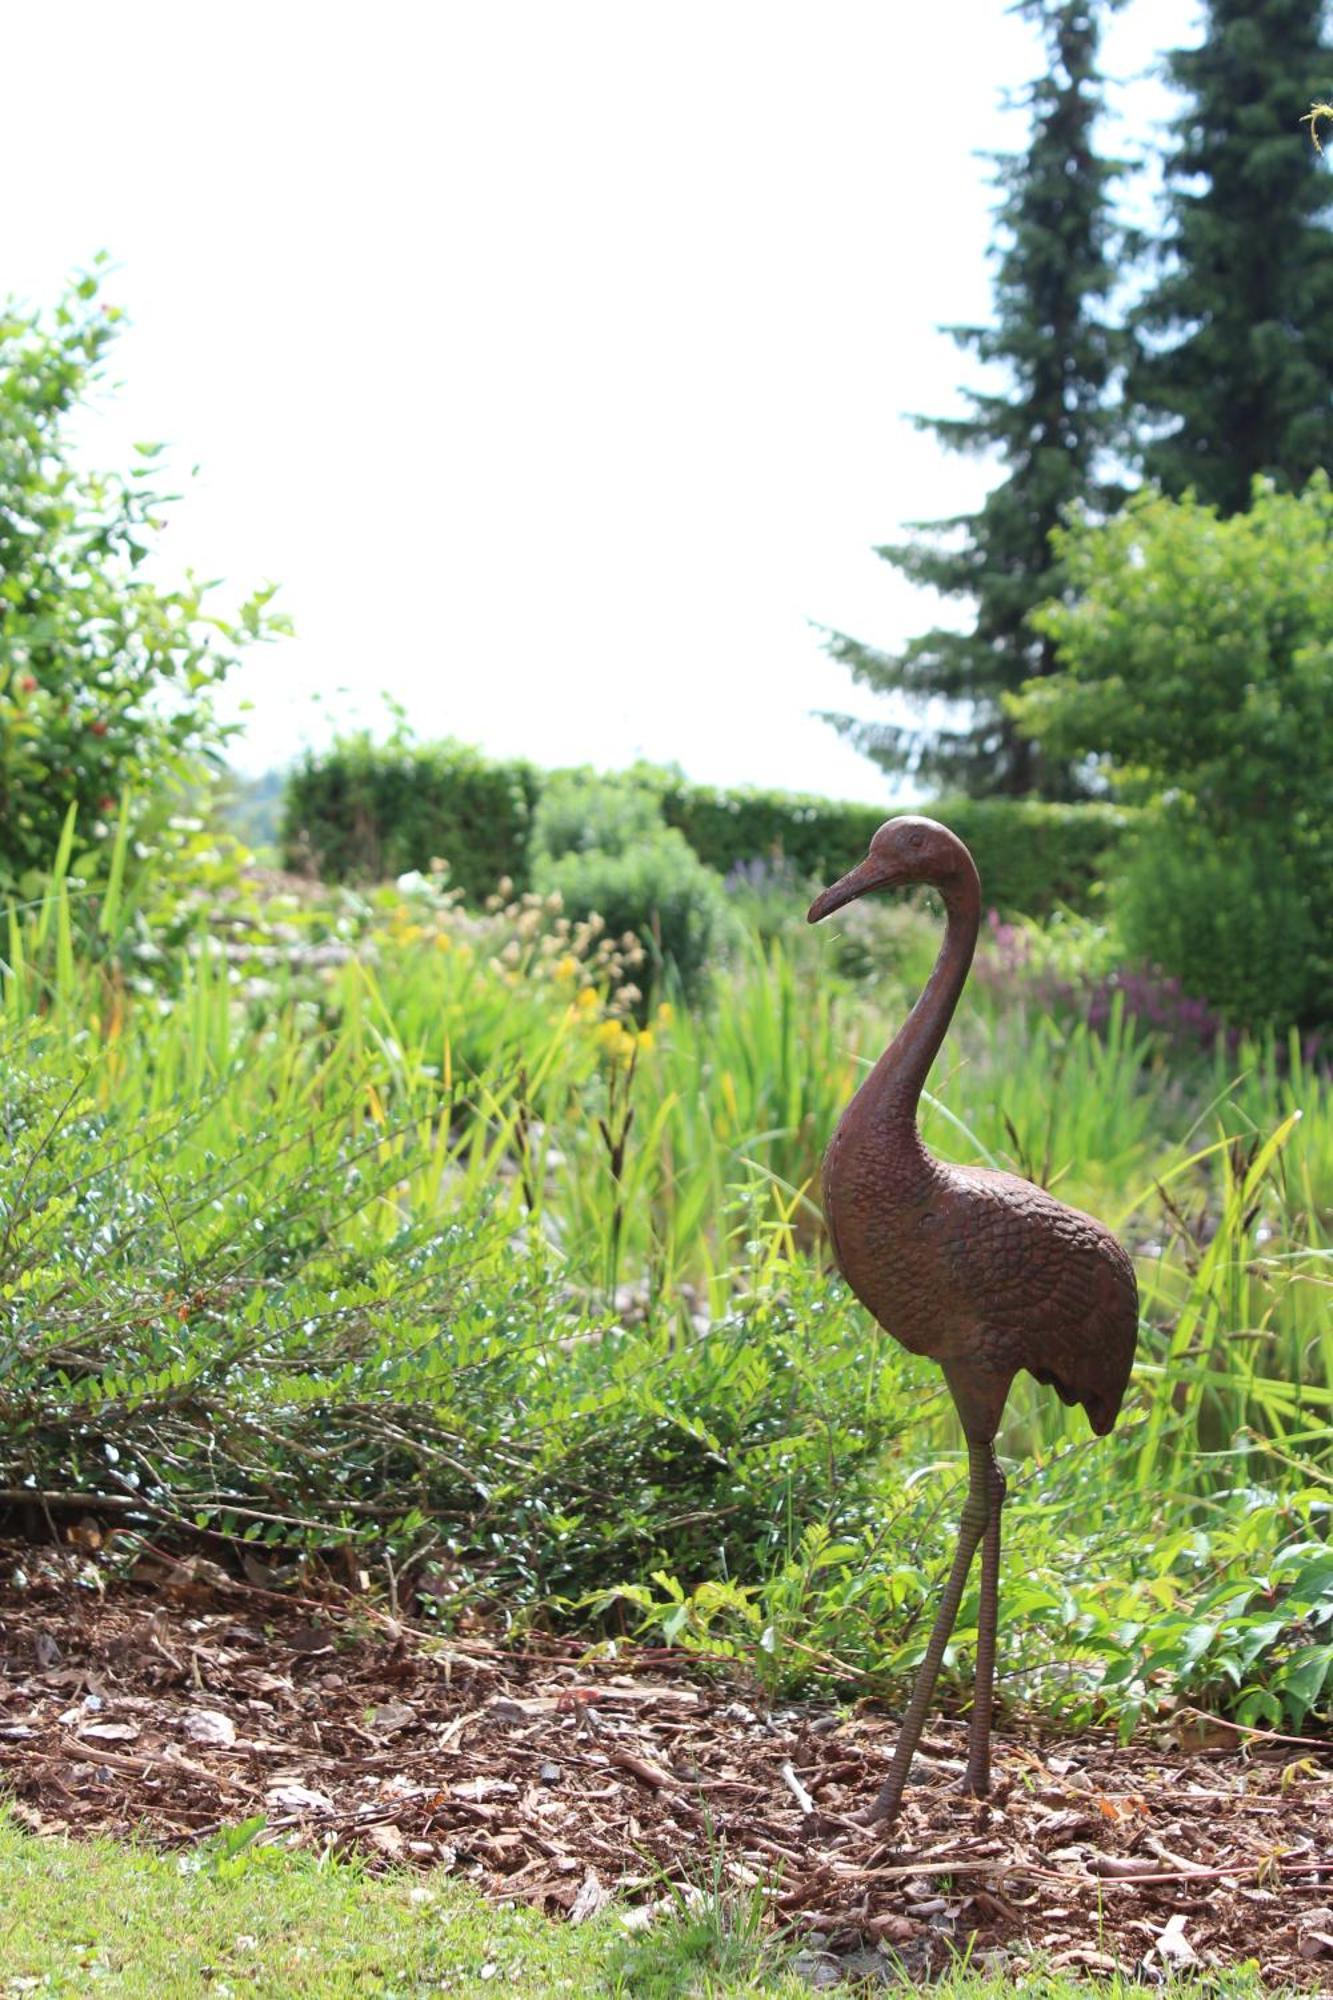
790 1950 843 1991
184 1710 236 1748
369 1701 415 1735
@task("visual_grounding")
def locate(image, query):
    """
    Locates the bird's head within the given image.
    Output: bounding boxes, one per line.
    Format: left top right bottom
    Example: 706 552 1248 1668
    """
807 816 974 924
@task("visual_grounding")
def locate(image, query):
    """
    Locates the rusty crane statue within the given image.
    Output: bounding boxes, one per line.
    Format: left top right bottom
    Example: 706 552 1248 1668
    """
808 816 1138 1826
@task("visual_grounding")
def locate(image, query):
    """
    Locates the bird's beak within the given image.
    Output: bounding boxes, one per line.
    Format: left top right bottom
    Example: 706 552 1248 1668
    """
807 855 897 924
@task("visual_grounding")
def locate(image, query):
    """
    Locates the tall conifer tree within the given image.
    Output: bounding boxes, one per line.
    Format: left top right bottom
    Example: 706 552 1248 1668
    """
825 0 1126 798
1131 0 1333 514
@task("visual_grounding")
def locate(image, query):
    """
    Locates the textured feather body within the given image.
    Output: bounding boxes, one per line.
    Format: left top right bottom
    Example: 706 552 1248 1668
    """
823 1112 1138 1438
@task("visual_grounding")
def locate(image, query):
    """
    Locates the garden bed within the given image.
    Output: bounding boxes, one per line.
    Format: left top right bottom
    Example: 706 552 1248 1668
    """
0 1547 1330 1987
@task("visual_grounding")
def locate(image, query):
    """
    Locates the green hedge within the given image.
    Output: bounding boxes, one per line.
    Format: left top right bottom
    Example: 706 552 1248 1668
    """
283 740 1132 918
281 737 540 902
924 796 1132 918
646 771 1131 919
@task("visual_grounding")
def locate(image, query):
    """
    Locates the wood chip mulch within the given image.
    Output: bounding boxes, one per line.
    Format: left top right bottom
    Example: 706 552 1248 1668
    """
1 1548 1331 1988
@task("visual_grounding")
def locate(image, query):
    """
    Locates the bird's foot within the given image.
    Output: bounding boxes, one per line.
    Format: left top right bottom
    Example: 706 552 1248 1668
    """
852 1789 904 1830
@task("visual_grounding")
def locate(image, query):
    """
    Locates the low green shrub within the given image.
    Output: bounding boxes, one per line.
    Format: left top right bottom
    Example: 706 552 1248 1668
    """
529 767 663 864
532 827 733 1002
281 735 539 899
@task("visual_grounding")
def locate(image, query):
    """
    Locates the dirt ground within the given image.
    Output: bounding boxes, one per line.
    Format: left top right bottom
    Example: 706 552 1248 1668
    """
1 1544 1331 1988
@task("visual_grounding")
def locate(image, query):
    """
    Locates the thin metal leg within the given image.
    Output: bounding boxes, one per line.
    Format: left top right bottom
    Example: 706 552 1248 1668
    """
964 1445 1006 1797
858 1440 991 1826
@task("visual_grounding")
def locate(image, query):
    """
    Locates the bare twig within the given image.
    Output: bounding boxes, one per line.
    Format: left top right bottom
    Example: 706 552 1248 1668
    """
779 1760 815 1814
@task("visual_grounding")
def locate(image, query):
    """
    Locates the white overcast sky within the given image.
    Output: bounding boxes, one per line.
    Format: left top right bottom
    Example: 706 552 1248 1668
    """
5 1 1198 800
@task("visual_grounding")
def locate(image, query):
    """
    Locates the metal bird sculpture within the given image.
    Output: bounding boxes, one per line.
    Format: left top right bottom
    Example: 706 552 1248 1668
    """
808 816 1138 1825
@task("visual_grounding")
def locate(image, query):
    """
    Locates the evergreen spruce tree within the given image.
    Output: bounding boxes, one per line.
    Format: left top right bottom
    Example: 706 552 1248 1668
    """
825 0 1126 797
1131 0 1333 514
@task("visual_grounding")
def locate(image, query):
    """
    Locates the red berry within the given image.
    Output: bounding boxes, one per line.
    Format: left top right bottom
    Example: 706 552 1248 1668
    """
18 674 36 693
89 719 108 737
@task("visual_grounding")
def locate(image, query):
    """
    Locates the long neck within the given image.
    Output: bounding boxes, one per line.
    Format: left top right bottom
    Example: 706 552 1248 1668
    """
864 862 981 1135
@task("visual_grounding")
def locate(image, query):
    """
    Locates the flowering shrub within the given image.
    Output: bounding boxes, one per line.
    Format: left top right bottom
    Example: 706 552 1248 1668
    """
974 906 1330 1064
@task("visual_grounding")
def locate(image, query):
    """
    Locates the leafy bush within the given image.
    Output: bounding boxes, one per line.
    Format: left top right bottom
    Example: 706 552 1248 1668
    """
1116 818 1322 1033
0 1024 904 1618
529 767 663 864
1016 475 1333 1029
0 261 284 893
527 770 734 1002
533 827 733 1002
282 734 540 899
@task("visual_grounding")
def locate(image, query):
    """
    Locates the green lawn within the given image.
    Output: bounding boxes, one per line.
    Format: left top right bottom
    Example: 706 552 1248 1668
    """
0 1813 613 1997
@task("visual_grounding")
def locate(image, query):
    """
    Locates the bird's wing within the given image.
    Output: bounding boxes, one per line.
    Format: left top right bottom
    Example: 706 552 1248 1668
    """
942 1166 1139 1421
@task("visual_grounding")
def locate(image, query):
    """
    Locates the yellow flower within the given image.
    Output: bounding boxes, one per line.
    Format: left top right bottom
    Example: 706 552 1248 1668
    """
595 1019 635 1061
635 1028 654 1053
554 954 579 982
655 1001 674 1028
434 931 452 952
397 922 424 945
576 985 600 1013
